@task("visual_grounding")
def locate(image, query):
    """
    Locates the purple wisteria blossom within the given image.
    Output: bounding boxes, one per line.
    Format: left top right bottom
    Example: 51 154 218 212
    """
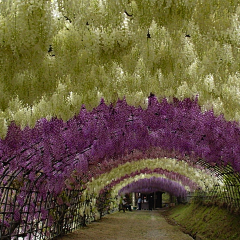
100 167 199 194
0 96 238 236
118 177 187 197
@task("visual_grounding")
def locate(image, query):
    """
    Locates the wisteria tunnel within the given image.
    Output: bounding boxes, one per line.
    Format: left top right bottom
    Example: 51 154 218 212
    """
1 96 240 239
2 0 240 239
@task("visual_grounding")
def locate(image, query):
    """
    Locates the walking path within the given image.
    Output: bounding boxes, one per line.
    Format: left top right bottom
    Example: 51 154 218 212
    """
57 210 193 240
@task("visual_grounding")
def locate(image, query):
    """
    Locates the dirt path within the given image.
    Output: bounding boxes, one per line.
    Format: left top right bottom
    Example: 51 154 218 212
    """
57 210 193 240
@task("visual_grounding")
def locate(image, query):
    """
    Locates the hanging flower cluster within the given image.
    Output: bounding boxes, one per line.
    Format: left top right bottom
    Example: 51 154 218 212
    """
118 177 188 198
87 157 218 197
1 0 240 132
0 96 233 205
112 173 189 197
99 167 199 196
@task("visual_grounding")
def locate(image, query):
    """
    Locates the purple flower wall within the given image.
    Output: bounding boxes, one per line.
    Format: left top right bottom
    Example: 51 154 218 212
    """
1 95 239 210
1 95 240 238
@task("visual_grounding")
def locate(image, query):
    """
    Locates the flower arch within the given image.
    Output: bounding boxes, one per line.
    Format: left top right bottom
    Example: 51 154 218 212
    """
98 164 201 195
86 157 220 198
1 96 240 239
118 177 188 197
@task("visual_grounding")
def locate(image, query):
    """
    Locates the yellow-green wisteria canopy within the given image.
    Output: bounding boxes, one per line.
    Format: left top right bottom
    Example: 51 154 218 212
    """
0 0 240 138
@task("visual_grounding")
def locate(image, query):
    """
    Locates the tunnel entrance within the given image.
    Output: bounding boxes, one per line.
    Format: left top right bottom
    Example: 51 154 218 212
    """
134 192 163 210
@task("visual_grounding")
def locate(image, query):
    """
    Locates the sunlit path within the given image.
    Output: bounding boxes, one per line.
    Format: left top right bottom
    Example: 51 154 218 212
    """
57 210 193 240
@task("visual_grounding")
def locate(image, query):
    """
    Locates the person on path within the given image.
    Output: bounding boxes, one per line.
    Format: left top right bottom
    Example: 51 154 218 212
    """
122 197 132 211
137 196 142 210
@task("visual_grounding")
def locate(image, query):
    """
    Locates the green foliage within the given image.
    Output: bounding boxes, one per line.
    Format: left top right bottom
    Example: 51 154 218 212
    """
1 0 240 136
168 203 240 240
96 189 113 218
162 193 170 203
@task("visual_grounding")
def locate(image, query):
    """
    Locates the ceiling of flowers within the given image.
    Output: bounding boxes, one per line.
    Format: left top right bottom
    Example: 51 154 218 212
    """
1 0 240 197
0 0 240 137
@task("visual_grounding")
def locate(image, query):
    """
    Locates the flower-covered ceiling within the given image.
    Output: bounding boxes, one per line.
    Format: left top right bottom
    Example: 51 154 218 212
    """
1 0 240 203
0 97 236 201
0 0 240 138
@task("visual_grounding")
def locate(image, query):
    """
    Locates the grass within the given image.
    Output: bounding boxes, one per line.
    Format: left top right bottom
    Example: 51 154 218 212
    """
165 203 240 240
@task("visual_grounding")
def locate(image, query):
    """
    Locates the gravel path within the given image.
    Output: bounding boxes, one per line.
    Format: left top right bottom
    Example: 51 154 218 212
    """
56 210 193 240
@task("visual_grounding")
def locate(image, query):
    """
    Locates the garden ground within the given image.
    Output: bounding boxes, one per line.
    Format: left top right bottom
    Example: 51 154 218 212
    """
56 203 240 239
56 209 193 240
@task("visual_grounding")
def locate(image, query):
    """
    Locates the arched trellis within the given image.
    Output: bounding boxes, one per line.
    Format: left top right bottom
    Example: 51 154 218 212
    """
0 149 89 239
94 171 195 216
1 96 240 239
86 158 220 194
194 159 240 211
86 157 225 216
98 166 200 194
84 157 221 214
